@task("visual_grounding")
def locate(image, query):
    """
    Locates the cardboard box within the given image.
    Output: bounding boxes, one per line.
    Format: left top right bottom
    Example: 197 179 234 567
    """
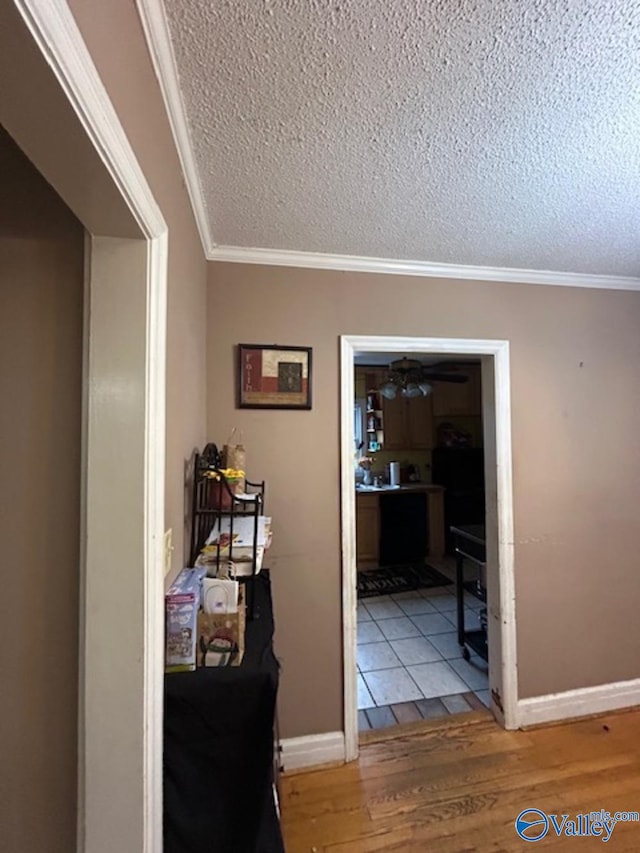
197 586 246 667
165 567 207 673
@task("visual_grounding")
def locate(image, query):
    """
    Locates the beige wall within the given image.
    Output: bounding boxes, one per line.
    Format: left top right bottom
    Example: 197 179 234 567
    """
68 0 208 572
2 0 208 570
0 127 84 851
207 262 640 738
0 1 139 241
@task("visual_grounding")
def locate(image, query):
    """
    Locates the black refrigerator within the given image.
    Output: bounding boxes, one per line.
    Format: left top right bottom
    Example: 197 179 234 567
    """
432 447 485 554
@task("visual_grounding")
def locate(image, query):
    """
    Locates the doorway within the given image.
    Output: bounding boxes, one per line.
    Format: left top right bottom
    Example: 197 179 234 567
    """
2 2 168 849
341 335 517 762
354 353 488 733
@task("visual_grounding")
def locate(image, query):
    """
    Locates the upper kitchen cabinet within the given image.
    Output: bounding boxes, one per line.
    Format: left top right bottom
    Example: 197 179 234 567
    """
382 393 434 450
432 364 482 417
407 394 434 448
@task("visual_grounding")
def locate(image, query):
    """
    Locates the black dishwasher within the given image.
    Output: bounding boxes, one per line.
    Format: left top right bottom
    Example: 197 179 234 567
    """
379 493 427 566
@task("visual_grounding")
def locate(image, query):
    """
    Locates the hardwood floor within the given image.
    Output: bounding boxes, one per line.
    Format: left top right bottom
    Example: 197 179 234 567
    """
280 709 640 851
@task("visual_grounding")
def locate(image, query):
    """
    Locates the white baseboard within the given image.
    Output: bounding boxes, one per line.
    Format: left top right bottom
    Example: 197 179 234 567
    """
517 677 640 728
280 731 346 772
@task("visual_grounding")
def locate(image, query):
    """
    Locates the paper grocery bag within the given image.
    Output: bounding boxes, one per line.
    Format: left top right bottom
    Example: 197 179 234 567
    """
222 443 246 476
197 586 246 667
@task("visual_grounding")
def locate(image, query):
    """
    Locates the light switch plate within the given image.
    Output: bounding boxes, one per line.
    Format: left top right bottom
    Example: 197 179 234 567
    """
164 528 173 576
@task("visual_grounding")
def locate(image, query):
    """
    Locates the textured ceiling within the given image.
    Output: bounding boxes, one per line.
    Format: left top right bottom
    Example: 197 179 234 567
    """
163 0 640 278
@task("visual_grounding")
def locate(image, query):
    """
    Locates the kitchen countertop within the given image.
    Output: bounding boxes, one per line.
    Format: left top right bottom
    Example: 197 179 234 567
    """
355 483 444 494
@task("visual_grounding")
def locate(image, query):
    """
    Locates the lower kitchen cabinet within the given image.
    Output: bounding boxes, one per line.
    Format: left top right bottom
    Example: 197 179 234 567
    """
356 494 379 569
356 486 444 569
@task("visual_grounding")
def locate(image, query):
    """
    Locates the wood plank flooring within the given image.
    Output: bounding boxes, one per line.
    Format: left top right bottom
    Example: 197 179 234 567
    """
280 709 640 851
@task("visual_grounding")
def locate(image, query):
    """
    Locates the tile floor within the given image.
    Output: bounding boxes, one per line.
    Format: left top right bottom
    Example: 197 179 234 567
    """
357 578 490 731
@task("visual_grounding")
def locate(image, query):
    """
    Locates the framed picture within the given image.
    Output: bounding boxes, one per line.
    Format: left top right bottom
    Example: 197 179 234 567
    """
237 344 312 410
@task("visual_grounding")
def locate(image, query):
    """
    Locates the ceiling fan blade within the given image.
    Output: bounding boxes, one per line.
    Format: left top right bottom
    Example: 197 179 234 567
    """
422 372 468 383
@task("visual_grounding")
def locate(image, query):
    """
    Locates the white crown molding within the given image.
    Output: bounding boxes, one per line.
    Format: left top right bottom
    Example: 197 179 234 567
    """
517 678 640 728
136 0 215 255
280 732 346 773
210 245 640 291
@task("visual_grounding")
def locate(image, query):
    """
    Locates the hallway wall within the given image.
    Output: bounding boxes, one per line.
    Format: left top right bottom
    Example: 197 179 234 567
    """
0 126 84 852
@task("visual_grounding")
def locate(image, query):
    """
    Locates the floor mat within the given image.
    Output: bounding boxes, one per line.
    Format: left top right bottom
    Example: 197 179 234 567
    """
357 563 453 599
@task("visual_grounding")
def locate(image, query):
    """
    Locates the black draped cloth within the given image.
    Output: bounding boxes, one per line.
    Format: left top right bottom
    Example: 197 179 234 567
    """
164 571 284 853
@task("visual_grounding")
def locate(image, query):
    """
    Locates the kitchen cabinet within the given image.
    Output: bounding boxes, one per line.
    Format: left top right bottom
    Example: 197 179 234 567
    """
356 494 379 569
432 365 481 417
382 393 434 450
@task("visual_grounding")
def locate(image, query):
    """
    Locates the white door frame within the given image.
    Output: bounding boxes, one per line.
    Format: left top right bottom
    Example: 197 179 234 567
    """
340 335 517 761
15 1 167 850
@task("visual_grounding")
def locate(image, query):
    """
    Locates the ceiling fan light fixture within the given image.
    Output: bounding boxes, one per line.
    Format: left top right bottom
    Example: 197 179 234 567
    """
402 383 422 398
378 358 467 400
379 381 397 400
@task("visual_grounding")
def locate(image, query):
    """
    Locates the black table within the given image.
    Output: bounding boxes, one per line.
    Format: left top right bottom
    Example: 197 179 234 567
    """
451 524 487 662
164 571 284 853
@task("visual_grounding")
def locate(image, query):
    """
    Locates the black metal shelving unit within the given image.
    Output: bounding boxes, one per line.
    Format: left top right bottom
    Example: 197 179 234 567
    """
451 523 488 662
190 444 265 567
190 444 266 618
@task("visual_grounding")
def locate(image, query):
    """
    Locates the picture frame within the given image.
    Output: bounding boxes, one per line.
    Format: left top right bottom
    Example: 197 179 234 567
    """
237 344 312 410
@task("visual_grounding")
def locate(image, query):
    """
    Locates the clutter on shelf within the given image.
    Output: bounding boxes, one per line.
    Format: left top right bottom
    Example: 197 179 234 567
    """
165 565 246 671
189 442 269 576
165 566 207 672
165 442 273 673
437 421 473 447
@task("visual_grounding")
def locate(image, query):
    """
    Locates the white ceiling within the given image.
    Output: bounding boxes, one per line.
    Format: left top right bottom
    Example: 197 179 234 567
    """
143 0 640 286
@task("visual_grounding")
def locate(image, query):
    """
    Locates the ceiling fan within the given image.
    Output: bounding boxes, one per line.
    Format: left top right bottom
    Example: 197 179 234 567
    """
379 358 469 400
